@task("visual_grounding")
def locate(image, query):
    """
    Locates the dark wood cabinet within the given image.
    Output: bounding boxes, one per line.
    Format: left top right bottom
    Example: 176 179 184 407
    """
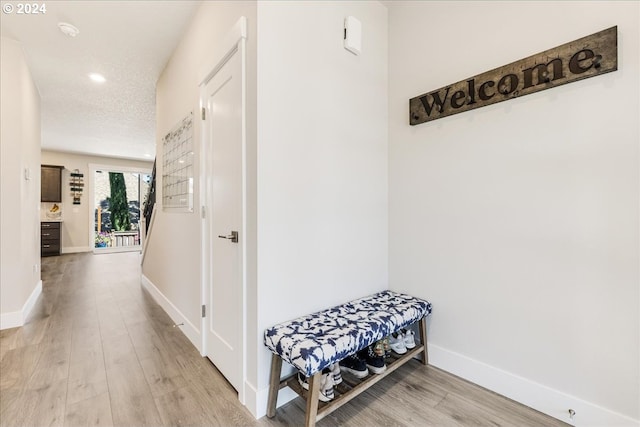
41 165 64 202
41 222 61 257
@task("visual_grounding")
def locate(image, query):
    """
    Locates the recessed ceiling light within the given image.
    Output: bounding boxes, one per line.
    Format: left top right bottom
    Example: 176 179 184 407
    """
58 22 80 37
89 73 106 83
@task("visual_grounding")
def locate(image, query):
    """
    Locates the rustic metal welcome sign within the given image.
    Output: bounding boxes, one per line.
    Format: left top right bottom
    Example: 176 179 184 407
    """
410 26 617 125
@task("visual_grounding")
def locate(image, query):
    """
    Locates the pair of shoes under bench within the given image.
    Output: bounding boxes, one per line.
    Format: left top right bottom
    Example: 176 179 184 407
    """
358 345 386 374
297 364 340 402
389 328 417 355
340 345 387 377
339 353 369 378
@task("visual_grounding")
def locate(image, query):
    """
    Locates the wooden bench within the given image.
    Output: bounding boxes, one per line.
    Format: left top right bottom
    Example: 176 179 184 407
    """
263 290 432 427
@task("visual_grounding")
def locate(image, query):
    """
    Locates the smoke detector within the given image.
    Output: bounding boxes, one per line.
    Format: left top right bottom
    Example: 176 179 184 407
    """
58 22 80 37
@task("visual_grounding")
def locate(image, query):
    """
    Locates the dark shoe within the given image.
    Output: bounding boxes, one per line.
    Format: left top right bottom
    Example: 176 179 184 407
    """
358 345 386 374
339 353 369 378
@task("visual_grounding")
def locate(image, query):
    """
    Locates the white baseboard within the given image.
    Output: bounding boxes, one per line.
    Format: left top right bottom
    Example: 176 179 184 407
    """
0 280 42 330
23 279 42 322
245 379 297 419
429 344 639 427
244 380 260 418
140 274 201 352
0 311 22 330
61 246 91 254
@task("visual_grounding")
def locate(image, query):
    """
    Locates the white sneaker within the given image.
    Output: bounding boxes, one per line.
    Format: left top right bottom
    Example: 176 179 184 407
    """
403 328 416 349
329 362 342 385
297 369 335 402
389 332 407 354
319 369 335 401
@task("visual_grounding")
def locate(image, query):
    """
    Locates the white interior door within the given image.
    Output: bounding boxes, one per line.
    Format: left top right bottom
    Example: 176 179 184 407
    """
204 46 243 392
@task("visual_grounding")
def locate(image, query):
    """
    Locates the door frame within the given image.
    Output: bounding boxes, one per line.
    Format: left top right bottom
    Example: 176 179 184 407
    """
88 163 152 254
198 16 248 404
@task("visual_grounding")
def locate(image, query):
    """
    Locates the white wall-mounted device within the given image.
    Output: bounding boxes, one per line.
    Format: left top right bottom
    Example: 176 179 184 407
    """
344 16 362 55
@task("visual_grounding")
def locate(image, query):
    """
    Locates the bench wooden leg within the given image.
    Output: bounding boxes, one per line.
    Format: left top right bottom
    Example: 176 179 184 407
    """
419 316 429 365
304 371 322 427
267 354 282 418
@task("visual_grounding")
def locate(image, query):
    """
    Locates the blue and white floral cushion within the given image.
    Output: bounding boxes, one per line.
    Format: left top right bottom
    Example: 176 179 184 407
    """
263 290 432 377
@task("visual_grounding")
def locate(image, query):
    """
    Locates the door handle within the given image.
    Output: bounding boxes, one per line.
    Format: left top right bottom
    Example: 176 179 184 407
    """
218 231 238 243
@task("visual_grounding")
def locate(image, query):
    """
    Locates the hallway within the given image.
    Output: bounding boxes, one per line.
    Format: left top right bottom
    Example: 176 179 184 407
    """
0 253 567 427
0 252 258 426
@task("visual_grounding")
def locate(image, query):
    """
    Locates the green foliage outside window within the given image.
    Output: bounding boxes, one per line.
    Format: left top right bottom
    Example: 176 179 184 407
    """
109 172 131 231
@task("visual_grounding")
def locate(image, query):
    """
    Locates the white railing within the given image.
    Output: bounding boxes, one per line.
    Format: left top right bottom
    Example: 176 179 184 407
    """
111 231 139 247
95 230 141 251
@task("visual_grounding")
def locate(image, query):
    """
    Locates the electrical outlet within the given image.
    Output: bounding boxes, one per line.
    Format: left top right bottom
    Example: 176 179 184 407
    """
33 264 38 273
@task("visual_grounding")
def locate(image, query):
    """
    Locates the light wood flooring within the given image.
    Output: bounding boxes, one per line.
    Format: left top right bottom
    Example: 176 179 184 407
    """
0 252 568 427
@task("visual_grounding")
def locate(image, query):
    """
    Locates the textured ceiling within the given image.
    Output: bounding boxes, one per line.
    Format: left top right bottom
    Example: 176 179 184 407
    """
1 1 199 161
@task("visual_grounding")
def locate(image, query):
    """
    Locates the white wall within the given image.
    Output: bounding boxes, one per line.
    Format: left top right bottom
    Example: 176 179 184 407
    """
253 0 388 417
0 38 42 329
148 0 387 417
388 2 639 425
41 150 152 253
146 1 257 350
